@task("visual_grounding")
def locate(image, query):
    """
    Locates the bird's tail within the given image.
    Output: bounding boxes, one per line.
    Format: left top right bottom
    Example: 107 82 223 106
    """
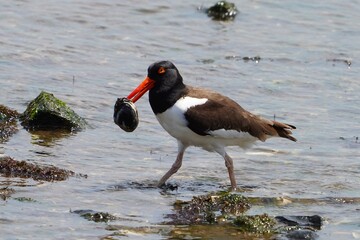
272 121 297 142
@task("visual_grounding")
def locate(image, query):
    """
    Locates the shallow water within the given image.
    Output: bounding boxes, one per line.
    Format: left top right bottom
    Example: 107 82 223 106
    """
1 0 359 239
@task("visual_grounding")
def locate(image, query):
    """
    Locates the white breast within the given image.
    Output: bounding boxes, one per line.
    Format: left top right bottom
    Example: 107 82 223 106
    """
155 96 207 138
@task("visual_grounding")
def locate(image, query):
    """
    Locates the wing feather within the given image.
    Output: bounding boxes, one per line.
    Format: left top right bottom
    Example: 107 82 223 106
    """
184 87 296 142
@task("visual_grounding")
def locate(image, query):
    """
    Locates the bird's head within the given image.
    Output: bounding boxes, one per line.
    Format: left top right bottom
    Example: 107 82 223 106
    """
127 61 183 103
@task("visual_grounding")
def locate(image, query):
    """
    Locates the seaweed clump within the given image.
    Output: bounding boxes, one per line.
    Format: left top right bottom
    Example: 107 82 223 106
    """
206 1 238 21
0 187 15 200
0 156 74 181
167 191 250 225
20 91 87 131
0 105 20 143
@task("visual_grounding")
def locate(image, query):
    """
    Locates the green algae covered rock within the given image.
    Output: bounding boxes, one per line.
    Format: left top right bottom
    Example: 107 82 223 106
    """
233 214 277 234
168 191 250 225
206 1 238 21
20 91 87 131
0 105 19 143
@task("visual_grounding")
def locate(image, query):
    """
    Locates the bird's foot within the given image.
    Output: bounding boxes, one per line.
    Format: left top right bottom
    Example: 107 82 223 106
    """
158 182 178 191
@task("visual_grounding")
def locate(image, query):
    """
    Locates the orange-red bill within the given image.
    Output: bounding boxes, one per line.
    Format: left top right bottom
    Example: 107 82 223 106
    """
127 77 155 103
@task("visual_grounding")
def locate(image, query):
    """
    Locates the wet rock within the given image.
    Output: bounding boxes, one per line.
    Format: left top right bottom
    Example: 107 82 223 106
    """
113 98 139 132
233 214 276 234
0 105 20 143
274 215 322 240
275 215 322 230
284 229 318 240
166 191 250 225
0 156 75 181
20 91 87 131
72 209 117 223
206 1 238 21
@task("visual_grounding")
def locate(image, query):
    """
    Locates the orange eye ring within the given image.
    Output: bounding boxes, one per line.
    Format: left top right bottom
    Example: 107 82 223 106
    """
158 67 166 74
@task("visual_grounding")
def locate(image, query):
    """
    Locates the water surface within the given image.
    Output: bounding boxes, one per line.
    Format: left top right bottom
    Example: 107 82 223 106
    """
1 1 359 239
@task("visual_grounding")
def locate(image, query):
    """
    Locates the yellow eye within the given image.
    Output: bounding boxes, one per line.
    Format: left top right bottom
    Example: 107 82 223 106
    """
158 66 166 74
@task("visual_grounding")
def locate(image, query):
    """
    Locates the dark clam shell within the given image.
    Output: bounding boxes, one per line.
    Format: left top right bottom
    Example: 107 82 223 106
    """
113 98 139 132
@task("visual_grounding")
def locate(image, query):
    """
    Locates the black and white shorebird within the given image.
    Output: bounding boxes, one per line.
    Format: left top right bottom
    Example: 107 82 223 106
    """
127 61 296 190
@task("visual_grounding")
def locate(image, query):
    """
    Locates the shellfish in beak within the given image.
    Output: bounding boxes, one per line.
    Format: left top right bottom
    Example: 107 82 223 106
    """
113 98 139 132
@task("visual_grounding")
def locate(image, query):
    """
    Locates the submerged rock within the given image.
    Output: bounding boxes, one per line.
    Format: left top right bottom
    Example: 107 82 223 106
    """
206 1 238 21
0 105 19 143
20 91 87 131
284 229 318 239
0 156 75 181
72 209 117 223
13 197 37 203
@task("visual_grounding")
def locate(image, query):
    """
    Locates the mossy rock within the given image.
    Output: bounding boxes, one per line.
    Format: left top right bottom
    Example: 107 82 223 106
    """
233 214 277 234
20 91 87 131
206 1 238 21
0 105 20 143
167 191 250 225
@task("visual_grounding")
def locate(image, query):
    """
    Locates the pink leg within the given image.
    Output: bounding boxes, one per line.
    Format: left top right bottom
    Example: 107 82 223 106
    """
215 149 238 190
224 153 237 190
157 143 187 187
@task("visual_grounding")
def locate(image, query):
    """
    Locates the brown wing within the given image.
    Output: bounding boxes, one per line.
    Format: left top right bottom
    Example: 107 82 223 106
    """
184 87 296 142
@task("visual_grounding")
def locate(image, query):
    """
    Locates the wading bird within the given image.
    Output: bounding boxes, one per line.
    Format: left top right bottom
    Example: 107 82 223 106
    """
127 61 296 190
